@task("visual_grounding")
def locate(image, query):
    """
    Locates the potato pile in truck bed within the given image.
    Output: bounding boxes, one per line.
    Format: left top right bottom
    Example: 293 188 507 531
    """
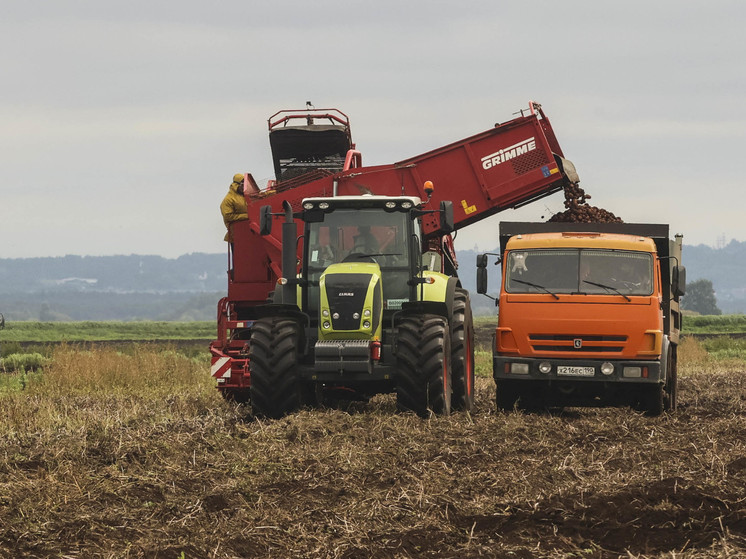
549 182 623 223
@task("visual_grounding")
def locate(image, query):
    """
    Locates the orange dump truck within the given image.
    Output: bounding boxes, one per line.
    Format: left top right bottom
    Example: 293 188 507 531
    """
477 222 686 415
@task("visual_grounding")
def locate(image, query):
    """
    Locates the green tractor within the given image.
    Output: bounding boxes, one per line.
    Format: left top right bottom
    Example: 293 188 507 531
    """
251 193 475 418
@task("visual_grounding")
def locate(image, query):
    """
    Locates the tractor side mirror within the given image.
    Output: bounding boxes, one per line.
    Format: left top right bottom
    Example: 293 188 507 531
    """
259 205 273 235
439 200 454 234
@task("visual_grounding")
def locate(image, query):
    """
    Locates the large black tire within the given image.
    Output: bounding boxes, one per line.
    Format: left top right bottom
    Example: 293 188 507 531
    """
450 288 476 412
496 380 520 411
220 388 251 404
643 383 664 416
249 317 306 419
664 345 678 412
395 314 452 418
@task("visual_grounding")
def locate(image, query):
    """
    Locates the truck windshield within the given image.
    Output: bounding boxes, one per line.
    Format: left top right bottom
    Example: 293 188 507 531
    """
306 208 412 309
505 248 653 296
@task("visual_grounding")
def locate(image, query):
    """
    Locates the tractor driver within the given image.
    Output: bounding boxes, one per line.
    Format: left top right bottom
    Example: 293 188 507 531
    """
351 226 378 254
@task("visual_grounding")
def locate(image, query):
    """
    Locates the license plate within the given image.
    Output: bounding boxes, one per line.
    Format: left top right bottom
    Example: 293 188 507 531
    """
557 366 595 377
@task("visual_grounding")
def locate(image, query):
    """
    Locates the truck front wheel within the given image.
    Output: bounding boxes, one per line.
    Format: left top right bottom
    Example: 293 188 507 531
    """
249 317 306 419
496 380 520 411
396 315 452 418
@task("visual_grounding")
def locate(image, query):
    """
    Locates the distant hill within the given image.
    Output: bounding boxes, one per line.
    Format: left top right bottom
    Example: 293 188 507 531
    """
0 253 227 321
1 241 744 321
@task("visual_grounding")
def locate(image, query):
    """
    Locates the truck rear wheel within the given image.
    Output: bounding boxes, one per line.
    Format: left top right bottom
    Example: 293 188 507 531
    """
248 317 306 419
664 345 678 412
395 315 451 418
451 288 475 412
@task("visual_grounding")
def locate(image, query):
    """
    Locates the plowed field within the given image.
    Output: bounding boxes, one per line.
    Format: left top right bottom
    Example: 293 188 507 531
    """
1 339 745 558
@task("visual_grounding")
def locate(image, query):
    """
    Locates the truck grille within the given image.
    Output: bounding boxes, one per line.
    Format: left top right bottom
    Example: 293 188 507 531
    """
529 334 627 354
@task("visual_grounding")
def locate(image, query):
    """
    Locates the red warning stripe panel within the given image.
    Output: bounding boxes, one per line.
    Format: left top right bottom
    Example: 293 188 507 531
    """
211 356 232 378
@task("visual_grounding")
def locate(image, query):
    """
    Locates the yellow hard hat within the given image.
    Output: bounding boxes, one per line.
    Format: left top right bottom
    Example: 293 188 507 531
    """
233 173 245 183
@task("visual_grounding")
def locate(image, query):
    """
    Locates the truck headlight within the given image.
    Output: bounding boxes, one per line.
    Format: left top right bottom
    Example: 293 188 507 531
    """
623 366 642 378
601 362 614 375
510 363 529 375
538 362 552 374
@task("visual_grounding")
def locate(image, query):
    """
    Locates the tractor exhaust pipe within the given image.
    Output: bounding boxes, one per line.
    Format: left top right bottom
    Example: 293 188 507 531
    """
281 200 298 307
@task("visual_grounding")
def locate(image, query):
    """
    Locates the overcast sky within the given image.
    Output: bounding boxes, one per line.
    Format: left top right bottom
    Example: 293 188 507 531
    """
2 1 744 259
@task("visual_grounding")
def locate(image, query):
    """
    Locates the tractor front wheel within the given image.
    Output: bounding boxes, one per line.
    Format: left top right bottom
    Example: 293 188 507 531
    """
395 314 451 418
249 317 306 419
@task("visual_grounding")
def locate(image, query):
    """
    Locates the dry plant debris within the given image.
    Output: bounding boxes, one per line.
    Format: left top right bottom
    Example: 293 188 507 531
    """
0 340 744 558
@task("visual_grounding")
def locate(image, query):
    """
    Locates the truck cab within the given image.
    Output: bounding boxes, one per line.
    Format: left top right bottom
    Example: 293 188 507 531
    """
478 222 685 415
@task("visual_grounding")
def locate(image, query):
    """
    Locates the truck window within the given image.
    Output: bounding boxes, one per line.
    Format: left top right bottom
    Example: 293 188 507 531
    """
506 249 653 296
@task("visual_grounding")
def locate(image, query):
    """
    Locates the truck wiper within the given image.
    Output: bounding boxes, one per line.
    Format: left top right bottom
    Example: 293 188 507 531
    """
582 280 631 302
511 278 560 300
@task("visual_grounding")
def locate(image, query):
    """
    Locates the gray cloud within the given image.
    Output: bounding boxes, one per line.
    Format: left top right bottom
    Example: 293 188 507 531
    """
1 1 744 257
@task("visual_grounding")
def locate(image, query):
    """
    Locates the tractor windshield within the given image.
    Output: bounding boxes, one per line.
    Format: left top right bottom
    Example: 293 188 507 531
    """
505 249 653 296
306 208 412 310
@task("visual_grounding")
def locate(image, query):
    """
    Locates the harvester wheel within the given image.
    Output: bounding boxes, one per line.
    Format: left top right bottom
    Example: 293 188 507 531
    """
395 314 451 418
450 288 475 412
221 388 251 404
248 317 306 419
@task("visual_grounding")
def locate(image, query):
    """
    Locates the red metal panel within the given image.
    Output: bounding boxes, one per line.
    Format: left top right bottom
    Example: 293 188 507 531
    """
225 105 573 308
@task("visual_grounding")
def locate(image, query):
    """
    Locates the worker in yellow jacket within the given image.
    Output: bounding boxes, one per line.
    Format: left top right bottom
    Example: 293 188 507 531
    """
221 173 248 242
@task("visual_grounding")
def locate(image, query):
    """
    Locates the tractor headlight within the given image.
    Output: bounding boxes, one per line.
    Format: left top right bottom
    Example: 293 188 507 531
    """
323 321 331 329
364 309 371 317
363 321 371 329
322 309 329 317
353 312 360 319
303 202 314 210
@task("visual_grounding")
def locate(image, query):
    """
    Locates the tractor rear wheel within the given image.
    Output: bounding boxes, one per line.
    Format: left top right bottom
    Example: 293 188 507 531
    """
395 314 451 418
450 288 475 412
249 317 305 419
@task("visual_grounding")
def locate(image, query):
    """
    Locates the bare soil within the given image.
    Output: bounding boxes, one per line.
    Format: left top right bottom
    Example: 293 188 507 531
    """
0 342 745 558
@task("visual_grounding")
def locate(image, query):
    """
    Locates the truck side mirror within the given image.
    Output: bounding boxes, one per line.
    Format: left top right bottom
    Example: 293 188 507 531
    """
672 265 686 298
439 200 454 234
259 205 273 235
476 254 488 294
